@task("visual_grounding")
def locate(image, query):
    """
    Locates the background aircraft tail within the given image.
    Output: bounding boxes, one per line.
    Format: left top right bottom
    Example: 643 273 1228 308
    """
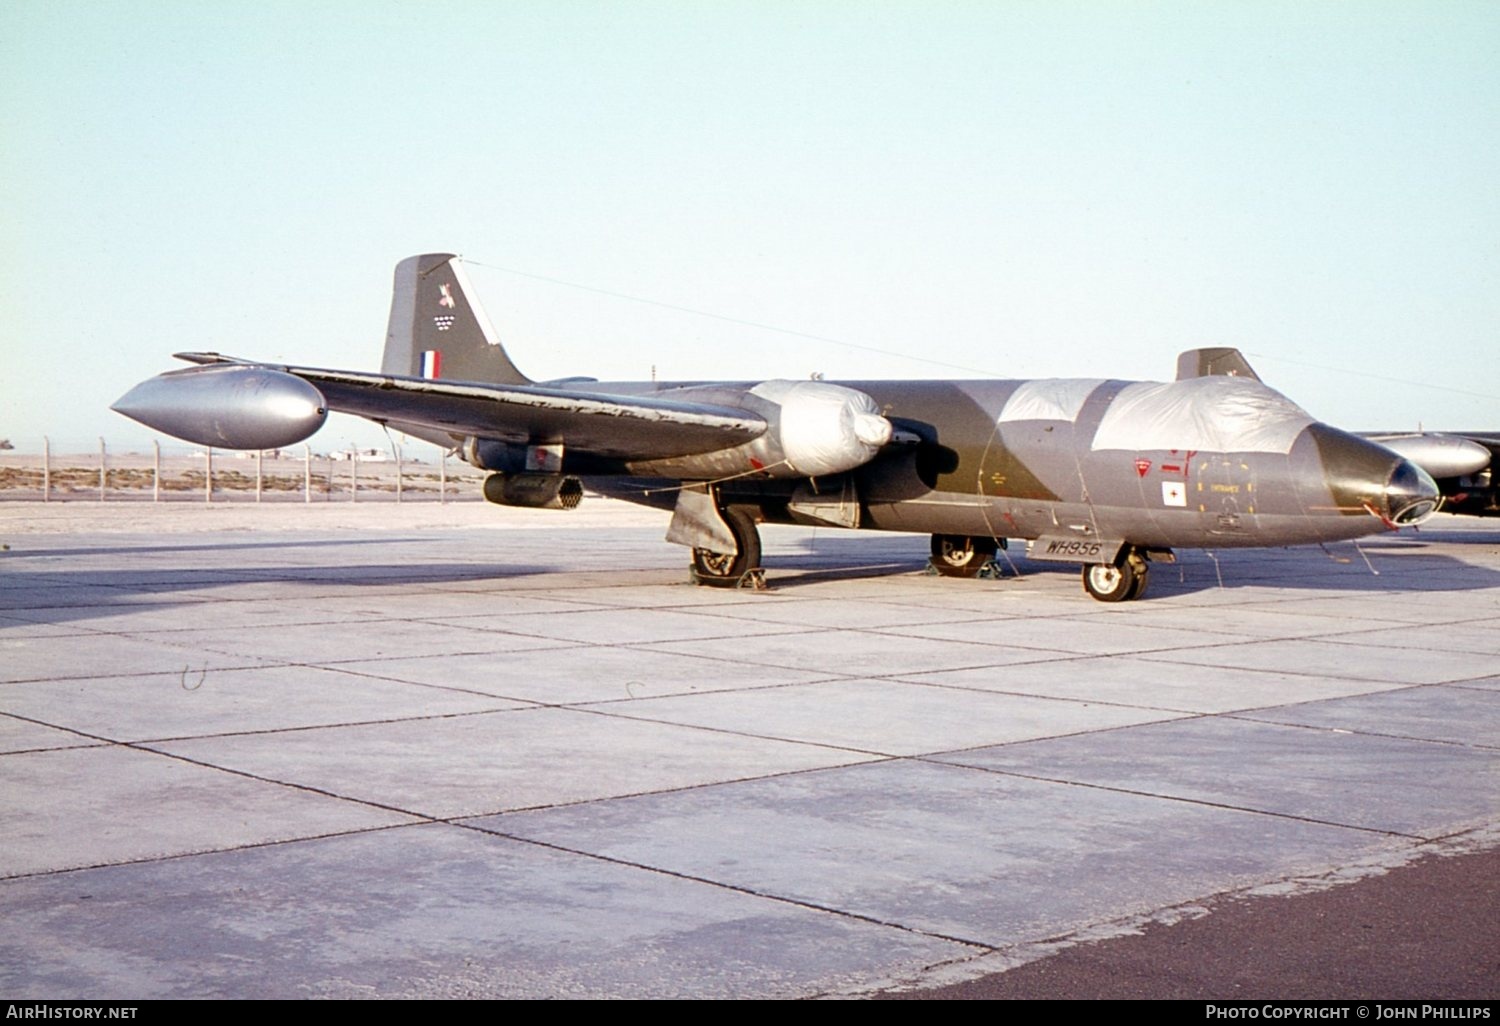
381 253 532 385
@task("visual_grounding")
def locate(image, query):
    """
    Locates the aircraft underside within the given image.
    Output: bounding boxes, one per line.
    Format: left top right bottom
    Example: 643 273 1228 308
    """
584 453 1416 601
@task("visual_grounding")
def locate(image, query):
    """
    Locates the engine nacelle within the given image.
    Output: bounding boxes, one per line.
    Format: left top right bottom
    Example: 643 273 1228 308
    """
483 472 583 510
752 380 893 476
632 380 892 480
112 365 327 449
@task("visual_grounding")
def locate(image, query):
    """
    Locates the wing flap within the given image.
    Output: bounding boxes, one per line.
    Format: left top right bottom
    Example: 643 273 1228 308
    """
174 352 765 460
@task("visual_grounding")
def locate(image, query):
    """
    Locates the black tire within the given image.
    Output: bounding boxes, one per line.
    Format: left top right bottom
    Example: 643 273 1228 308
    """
691 507 761 587
930 534 998 578
1082 560 1141 602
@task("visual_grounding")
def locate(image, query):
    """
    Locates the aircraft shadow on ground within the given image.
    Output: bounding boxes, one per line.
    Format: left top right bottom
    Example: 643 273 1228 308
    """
1395 527 1500 546
1038 552 1500 597
4 535 1497 629
770 535 1500 597
6 537 417 560
0 560 557 628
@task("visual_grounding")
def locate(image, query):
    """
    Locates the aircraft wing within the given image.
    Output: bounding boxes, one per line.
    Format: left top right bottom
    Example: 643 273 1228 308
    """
114 251 893 480
155 352 767 460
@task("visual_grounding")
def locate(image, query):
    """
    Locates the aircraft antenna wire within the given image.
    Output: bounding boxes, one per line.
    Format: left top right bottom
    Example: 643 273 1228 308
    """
1289 453 1331 560
460 258 1008 379
1205 549 1225 590
638 459 795 498
973 409 1014 574
993 540 1023 579
1316 541 1353 565
379 422 399 462
463 262 1500 406
1069 439 1105 544
1245 352 1500 404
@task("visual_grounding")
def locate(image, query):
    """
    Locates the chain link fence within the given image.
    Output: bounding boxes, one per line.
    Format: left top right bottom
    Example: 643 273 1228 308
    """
0 440 488 503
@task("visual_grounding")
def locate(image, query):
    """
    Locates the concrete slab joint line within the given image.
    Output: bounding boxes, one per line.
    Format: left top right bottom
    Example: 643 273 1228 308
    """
0 507 1496 997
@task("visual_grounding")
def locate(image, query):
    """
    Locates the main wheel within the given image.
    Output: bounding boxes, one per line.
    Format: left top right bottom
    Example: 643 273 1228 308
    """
691 507 761 587
930 534 998 578
1082 559 1142 602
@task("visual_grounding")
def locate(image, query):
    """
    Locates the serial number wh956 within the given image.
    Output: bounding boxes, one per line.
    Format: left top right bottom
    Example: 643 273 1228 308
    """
1046 540 1104 557
1027 536 1125 564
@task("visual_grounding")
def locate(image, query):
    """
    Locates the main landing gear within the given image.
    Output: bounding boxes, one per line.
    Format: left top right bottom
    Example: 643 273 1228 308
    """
690 507 763 588
1081 546 1151 602
928 534 1000 578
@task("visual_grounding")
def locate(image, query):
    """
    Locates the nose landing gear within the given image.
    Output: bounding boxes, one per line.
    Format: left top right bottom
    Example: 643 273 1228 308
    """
1082 547 1151 602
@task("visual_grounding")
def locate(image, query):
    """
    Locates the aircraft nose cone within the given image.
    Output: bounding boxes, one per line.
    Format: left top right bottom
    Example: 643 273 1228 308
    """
1384 459 1441 525
1309 424 1443 531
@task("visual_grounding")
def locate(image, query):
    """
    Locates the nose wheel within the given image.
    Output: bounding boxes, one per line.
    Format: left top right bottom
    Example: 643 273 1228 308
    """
1082 549 1150 602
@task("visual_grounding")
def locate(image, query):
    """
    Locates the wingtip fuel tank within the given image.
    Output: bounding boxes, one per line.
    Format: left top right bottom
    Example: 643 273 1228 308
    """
112 364 327 450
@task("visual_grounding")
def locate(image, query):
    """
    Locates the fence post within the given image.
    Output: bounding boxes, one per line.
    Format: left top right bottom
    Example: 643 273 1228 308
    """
153 440 160 503
304 444 312 504
395 442 403 504
351 450 358 502
43 436 51 502
205 447 213 504
98 437 106 501
256 449 263 503
440 448 447 504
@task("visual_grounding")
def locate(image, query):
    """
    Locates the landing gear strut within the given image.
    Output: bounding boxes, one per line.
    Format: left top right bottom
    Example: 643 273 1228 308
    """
690 507 763 588
929 534 999 578
1082 547 1150 602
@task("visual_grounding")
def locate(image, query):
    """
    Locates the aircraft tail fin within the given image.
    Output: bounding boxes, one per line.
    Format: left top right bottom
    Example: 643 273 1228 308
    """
1175 347 1261 382
381 253 532 385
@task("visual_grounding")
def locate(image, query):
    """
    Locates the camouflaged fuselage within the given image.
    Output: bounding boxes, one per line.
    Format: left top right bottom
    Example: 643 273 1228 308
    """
597 375 1430 550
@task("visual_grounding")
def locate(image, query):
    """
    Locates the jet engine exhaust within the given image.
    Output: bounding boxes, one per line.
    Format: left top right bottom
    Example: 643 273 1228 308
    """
483 472 584 510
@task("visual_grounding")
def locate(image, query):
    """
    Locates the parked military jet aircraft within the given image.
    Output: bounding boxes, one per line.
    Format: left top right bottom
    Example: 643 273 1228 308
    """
114 253 1442 601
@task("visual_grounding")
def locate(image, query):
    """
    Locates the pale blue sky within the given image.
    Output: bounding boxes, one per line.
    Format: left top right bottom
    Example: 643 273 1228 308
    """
4 1 1497 452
